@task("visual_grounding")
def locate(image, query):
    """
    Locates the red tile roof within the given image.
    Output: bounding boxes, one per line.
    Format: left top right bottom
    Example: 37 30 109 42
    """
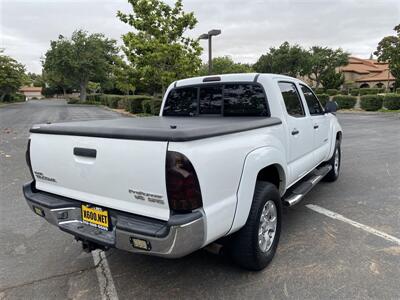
340 57 394 82
19 86 42 92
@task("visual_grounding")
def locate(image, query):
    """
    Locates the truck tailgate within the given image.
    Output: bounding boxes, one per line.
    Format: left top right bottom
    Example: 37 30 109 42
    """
29 133 170 221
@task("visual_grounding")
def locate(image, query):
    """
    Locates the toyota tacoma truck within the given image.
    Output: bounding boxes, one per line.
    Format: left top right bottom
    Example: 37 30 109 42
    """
23 73 342 270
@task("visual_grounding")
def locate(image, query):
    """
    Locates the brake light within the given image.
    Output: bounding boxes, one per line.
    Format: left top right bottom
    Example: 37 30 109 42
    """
166 151 202 212
25 139 35 181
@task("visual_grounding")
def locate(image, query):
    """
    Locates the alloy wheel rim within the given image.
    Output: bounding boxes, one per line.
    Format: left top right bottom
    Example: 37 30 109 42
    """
258 200 277 252
334 148 340 175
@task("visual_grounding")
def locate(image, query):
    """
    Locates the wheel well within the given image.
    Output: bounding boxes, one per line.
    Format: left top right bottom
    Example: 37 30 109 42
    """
256 164 284 194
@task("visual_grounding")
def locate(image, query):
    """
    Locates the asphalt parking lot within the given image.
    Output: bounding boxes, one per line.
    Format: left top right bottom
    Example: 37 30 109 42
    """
1 100 399 299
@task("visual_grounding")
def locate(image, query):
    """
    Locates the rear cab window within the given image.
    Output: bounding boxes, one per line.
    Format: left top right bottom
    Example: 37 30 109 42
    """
163 83 269 117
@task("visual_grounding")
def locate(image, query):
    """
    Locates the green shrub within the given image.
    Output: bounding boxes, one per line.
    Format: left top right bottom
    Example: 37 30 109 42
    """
396 88 400 94
316 94 329 107
360 95 383 111
67 97 80 104
99 95 124 108
86 93 102 103
383 93 400 110
2 93 25 102
359 88 379 96
332 95 357 109
377 88 385 93
349 89 359 96
326 89 338 96
142 98 163 115
314 88 325 94
124 95 153 114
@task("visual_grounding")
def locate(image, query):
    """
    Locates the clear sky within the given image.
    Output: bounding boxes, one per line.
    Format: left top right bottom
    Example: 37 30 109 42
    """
1 0 399 73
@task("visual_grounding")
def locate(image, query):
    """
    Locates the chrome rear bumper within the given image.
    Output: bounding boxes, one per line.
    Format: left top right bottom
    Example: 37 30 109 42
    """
23 182 206 258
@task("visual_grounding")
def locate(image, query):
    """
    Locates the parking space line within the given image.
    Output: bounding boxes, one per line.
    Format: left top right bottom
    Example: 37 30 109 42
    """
92 250 119 300
306 204 400 246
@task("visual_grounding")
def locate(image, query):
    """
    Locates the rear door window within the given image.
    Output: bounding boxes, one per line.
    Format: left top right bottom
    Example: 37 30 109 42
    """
300 85 324 115
278 82 305 117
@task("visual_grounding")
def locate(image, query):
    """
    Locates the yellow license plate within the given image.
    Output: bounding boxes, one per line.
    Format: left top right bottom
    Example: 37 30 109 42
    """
81 204 109 230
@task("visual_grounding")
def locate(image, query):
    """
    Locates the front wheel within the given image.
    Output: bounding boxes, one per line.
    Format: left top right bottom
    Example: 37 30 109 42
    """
228 182 282 271
323 140 341 182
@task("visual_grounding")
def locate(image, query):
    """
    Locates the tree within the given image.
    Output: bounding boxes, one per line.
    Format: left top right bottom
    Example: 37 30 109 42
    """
374 24 400 88
118 0 202 94
253 42 310 77
43 36 75 96
114 58 137 95
0 51 26 101
87 81 101 94
26 72 45 87
43 30 119 100
198 56 253 75
320 70 345 90
308 46 349 88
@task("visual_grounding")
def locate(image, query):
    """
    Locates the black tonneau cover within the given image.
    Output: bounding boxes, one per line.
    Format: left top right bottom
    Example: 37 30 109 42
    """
30 116 282 142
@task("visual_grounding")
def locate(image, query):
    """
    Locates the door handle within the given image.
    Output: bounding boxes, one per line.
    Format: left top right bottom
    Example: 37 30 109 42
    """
291 129 300 135
314 124 319 129
73 147 97 158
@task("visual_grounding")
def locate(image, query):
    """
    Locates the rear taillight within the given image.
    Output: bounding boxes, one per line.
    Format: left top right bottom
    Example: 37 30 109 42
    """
166 151 202 212
26 139 35 181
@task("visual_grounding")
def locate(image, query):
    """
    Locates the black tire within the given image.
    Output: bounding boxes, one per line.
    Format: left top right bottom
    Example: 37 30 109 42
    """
323 139 341 182
228 181 281 271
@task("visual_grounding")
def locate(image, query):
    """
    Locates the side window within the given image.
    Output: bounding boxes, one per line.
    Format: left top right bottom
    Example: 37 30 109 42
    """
301 85 324 115
199 85 222 114
278 82 305 117
163 87 198 116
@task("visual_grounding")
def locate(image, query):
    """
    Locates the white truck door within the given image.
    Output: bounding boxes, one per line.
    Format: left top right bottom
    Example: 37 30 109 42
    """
278 81 315 185
299 84 330 164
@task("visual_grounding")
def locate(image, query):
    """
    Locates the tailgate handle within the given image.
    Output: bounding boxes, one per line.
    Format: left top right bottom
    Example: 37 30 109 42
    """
73 147 97 158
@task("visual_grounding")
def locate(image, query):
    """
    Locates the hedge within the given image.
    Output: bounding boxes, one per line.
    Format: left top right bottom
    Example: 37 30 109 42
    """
383 93 400 110
99 95 124 108
2 93 25 102
142 99 163 115
349 89 359 96
67 97 80 104
314 88 325 94
360 95 383 111
332 95 357 109
396 88 400 94
86 93 102 103
316 94 329 107
359 88 379 96
326 89 338 96
123 95 153 113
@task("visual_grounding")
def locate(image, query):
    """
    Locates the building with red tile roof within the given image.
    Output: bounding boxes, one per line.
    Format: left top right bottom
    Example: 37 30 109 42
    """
339 57 395 90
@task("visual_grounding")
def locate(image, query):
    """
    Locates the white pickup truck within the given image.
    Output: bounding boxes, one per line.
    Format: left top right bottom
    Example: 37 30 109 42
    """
23 73 342 270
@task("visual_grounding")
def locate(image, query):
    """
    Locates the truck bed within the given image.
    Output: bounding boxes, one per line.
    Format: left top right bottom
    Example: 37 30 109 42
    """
30 116 282 142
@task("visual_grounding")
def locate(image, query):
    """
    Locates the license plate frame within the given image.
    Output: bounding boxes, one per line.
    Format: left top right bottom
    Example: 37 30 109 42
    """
81 204 109 231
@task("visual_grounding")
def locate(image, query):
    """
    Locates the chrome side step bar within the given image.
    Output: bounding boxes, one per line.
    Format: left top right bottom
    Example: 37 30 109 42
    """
283 165 332 207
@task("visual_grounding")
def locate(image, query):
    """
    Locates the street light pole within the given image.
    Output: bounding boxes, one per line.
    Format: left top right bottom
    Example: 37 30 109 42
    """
208 35 212 74
199 29 221 75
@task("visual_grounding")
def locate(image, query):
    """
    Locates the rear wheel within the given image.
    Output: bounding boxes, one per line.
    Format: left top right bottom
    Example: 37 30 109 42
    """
323 140 341 182
228 182 281 271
